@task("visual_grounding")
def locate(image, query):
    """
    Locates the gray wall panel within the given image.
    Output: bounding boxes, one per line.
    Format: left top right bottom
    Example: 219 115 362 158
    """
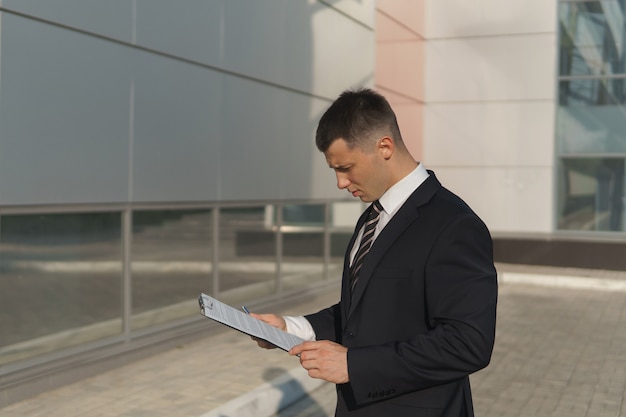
218 84 344 201
303 97 346 200
222 1 308 95
217 81 343 201
277 93 325 200
2 0 133 42
219 77 292 201
0 14 131 205
131 51 221 202
308 4 375 98
0 1 375 206
134 0 223 66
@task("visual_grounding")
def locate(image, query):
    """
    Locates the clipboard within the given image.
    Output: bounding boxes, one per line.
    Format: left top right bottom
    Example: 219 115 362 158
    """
198 293 304 352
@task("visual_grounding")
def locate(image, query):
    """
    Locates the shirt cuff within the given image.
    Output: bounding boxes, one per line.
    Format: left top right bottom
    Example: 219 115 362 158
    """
284 316 316 341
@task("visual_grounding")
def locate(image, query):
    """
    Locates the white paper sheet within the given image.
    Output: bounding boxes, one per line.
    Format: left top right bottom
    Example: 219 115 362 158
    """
198 293 304 352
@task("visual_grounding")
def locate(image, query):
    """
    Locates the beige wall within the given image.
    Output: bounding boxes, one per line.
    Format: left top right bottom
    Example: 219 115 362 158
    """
422 0 557 234
376 0 558 235
375 0 425 162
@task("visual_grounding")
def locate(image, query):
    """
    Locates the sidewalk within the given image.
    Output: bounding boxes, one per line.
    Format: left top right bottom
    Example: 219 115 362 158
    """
1 263 626 417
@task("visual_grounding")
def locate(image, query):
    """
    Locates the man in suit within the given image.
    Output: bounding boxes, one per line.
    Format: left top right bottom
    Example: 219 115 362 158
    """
253 88 498 416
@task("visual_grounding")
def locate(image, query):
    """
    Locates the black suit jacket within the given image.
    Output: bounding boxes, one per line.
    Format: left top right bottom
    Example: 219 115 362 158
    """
306 171 498 417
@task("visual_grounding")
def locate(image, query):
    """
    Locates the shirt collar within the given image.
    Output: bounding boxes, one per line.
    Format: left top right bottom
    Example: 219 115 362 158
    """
378 163 429 216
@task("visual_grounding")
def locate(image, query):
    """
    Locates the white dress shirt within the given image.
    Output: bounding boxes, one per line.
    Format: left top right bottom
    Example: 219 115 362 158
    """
284 163 430 341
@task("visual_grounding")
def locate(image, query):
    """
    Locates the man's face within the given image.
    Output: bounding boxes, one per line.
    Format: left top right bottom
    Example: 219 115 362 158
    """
324 138 388 202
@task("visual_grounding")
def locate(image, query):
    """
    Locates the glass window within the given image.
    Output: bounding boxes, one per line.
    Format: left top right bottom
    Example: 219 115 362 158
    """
0 212 122 365
559 1 626 76
280 204 326 291
217 206 276 305
557 0 626 233
329 201 363 276
558 157 625 231
559 78 626 107
281 204 325 226
557 78 626 154
131 209 212 330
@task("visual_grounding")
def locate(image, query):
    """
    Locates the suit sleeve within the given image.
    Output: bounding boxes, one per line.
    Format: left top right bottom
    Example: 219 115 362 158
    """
305 302 342 343
347 212 498 404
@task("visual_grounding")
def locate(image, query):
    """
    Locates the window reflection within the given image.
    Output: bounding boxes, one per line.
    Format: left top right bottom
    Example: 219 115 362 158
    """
278 203 360 291
0 212 122 365
280 204 326 291
559 1 626 76
329 201 362 277
556 80 626 154
282 204 325 226
0 202 350 367
559 78 626 106
558 0 626 232
558 158 625 231
218 207 276 305
131 209 212 329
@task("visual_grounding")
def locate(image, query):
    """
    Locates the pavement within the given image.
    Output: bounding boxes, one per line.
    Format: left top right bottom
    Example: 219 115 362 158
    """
1 263 626 417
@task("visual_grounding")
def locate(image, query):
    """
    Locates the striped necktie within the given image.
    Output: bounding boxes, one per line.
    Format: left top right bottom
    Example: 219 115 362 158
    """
349 200 383 295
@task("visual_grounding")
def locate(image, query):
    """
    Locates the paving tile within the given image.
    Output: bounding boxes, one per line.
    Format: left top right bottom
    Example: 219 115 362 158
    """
3 266 626 417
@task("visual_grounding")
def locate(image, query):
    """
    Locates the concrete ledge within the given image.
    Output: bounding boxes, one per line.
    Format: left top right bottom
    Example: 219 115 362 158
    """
200 366 326 417
499 271 626 292
494 237 626 270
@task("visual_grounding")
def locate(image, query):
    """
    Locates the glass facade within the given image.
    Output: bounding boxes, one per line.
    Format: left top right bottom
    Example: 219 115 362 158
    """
0 202 356 368
557 0 626 232
217 206 277 305
280 204 328 292
131 209 213 330
0 212 123 365
0 0 374 402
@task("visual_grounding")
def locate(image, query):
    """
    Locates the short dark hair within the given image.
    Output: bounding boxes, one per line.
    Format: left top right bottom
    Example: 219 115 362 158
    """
315 88 403 152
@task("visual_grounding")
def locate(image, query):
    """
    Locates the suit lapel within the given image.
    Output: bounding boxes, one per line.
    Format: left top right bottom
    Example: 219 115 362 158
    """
345 172 441 322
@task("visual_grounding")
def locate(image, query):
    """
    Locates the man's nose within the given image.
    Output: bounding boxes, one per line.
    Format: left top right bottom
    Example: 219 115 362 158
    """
336 174 350 189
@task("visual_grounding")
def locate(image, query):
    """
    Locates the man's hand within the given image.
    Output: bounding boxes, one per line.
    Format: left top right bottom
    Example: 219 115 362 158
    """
249 313 286 349
289 340 349 384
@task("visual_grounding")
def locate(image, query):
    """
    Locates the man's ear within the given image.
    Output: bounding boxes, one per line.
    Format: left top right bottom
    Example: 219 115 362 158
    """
378 136 394 160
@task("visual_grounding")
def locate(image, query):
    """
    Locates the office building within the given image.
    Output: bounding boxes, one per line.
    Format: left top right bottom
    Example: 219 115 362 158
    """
1 0 624 405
